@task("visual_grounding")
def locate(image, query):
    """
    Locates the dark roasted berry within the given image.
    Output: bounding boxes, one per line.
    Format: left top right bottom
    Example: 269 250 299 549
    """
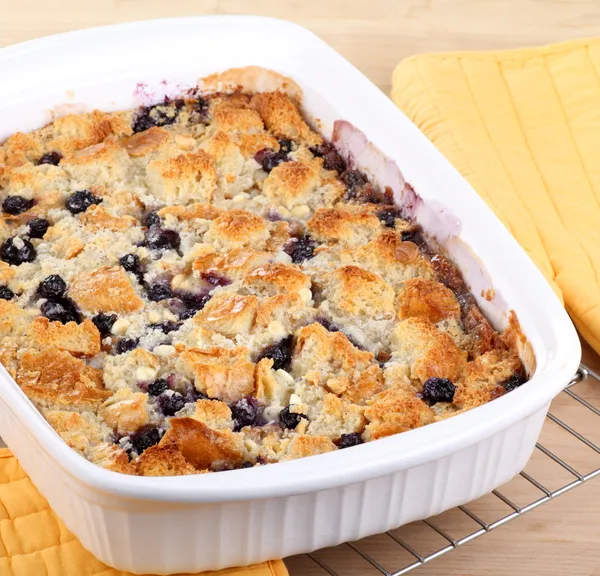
119 253 140 274
284 235 316 264
422 378 456 403
316 317 339 332
37 274 67 299
503 374 527 392
401 231 417 242
278 139 293 154
342 170 366 190
38 151 62 166
41 298 80 324
1 236 36 266
144 211 161 228
27 218 50 239
257 336 293 371
174 291 211 319
201 272 231 288
158 392 186 416
337 433 364 449
151 321 181 334
240 461 254 469
115 338 138 355
147 283 173 302
132 102 180 133
312 143 345 173
145 226 180 251
130 427 162 455
376 209 401 228
231 396 262 431
279 406 306 430
0 286 14 300
254 148 288 172
65 190 102 214
92 312 117 337
2 195 34 215
148 378 169 396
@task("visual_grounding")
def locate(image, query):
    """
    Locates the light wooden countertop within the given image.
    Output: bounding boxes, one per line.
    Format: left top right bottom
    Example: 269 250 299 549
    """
3 1 600 575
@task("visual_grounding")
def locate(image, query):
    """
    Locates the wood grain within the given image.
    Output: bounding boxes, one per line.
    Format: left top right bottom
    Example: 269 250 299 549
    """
2 2 600 575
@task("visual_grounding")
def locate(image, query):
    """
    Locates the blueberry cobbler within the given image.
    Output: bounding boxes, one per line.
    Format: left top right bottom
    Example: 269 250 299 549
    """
0 72 527 476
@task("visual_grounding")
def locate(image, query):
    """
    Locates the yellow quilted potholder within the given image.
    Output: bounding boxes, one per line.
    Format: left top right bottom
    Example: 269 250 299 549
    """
0 450 288 576
391 38 600 353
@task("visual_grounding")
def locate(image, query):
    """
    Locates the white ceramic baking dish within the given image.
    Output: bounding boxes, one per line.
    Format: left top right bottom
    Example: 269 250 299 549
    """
0 15 580 574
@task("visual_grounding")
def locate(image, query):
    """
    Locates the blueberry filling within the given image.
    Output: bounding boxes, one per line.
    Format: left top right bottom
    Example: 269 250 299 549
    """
336 433 364 449
376 209 401 228
2 195 34 215
148 378 169 396
278 139 293 154
119 253 141 274
254 148 289 172
92 312 117 337
41 298 81 324
145 225 180 251
144 211 161 228
65 190 102 214
231 396 262 431
503 374 527 393
132 101 181 133
0 286 14 300
151 321 181 334
158 392 185 416
146 283 173 302
38 151 62 166
342 170 380 204
201 272 231 288
256 335 293 371
279 406 306 430
129 427 162 455
422 378 456 404
115 338 138 355
172 291 211 319
284 235 316 264
27 217 50 239
310 142 345 173
37 275 67 299
1 236 37 266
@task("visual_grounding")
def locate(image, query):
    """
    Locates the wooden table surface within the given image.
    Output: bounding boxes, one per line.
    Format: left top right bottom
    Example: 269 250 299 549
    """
2 1 600 575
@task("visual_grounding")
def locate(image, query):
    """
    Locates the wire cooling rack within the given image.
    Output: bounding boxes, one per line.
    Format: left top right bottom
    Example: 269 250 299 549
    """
286 364 600 575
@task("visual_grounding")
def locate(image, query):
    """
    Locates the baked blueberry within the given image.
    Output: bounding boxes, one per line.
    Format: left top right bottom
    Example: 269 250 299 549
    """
92 313 117 337
38 151 62 166
1 236 36 266
158 392 185 416
0 286 14 300
144 211 161 228
311 142 345 173
119 254 140 274
376 209 401 228
37 274 67 299
173 291 211 319
503 374 527 392
130 427 162 455
145 226 180 251
231 396 262 431
256 336 293 371
41 298 80 324
278 139 293 154
132 102 180 133
146 283 173 302
2 195 34 215
401 230 417 242
279 406 306 430
422 378 456 403
151 321 181 334
65 190 102 214
254 148 288 172
148 378 169 396
284 235 316 264
27 217 50 239
337 433 364 449
115 338 138 355
201 272 231 287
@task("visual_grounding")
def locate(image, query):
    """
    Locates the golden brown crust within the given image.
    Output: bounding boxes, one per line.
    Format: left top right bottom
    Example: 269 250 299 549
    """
160 417 244 470
307 206 381 247
135 443 200 476
194 293 259 337
86 442 136 475
120 127 171 157
285 434 336 459
205 209 269 250
79 205 138 232
99 388 151 435
69 266 144 314
397 278 461 324
244 262 310 295
25 317 101 357
263 161 320 209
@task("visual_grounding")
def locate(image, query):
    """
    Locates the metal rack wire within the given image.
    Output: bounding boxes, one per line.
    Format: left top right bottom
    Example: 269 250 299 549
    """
287 364 600 576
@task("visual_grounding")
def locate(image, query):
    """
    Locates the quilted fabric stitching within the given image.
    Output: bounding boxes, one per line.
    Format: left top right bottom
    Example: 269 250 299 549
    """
0 451 287 575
